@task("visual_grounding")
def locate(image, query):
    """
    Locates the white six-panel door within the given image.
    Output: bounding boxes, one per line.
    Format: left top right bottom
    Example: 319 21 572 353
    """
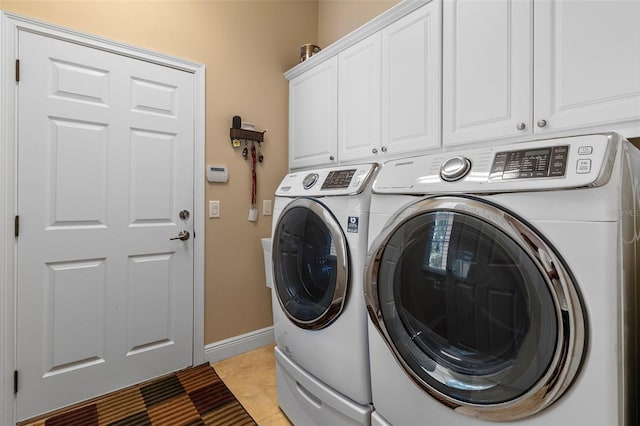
16 30 195 421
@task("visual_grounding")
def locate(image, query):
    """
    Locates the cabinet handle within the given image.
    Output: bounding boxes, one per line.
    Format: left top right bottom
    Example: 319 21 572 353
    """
329 155 335 161
517 122 526 131
372 148 378 154
381 146 388 153
537 119 548 128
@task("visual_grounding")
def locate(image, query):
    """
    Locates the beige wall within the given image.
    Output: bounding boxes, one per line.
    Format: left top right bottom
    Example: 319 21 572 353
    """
1 0 397 346
318 0 399 48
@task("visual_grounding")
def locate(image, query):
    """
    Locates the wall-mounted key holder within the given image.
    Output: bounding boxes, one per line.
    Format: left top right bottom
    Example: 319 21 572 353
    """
230 115 267 163
230 127 267 146
229 115 266 222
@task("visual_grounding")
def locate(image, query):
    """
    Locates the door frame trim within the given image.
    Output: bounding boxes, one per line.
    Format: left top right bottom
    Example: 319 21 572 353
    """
0 12 206 425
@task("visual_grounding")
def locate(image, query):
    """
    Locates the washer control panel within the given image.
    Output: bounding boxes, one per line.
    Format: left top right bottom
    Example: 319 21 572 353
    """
276 163 378 196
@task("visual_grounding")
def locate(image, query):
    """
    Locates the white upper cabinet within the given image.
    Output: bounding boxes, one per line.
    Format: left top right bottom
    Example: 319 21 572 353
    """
339 0 442 164
287 0 640 167
382 0 442 156
288 56 338 170
338 33 382 163
288 0 439 168
444 0 640 147
534 0 640 135
443 0 531 146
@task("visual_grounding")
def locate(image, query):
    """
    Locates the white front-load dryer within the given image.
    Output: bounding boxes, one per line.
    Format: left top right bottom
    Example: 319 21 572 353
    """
364 133 639 425
271 163 378 426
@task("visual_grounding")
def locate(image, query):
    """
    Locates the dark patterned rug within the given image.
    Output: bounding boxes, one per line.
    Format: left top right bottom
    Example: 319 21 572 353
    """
20 364 257 426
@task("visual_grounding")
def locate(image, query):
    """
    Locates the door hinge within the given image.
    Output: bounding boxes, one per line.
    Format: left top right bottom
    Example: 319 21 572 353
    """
14 370 18 394
15 59 20 82
15 215 19 238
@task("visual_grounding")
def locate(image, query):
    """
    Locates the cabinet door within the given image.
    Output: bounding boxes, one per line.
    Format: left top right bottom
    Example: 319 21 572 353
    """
534 0 640 134
443 0 532 146
289 57 338 169
338 33 382 163
381 0 441 156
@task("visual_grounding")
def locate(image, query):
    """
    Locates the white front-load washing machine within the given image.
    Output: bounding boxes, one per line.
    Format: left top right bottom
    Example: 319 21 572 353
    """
364 133 639 425
271 163 378 426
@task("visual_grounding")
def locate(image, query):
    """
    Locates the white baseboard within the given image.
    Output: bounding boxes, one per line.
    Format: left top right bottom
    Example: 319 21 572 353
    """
204 326 275 363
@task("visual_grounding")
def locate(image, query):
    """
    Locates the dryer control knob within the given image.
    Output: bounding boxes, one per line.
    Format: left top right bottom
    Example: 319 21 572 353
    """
440 156 472 182
303 173 319 189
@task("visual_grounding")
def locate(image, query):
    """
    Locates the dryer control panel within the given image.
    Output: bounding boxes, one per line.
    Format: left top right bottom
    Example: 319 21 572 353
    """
374 133 621 194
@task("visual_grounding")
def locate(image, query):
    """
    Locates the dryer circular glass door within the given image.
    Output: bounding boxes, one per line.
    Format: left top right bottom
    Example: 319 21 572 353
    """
273 198 348 330
365 195 586 421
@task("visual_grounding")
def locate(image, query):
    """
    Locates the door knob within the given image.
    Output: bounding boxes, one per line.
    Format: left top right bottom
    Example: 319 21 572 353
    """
537 119 548 128
179 210 190 220
170 230 190 241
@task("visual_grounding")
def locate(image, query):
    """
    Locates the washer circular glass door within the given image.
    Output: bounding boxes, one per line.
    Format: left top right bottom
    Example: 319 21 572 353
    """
273 198 348 330
365 195 586 421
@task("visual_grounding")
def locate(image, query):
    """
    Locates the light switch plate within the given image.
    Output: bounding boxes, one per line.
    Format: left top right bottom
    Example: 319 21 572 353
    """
263 199 272 216
209 200 220 218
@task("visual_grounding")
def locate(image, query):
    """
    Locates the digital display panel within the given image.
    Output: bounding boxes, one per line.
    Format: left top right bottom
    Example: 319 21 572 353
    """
321 169 357 189
490 145 568 180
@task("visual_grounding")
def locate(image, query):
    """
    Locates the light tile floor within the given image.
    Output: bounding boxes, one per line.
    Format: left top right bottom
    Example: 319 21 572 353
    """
213 344 292 426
